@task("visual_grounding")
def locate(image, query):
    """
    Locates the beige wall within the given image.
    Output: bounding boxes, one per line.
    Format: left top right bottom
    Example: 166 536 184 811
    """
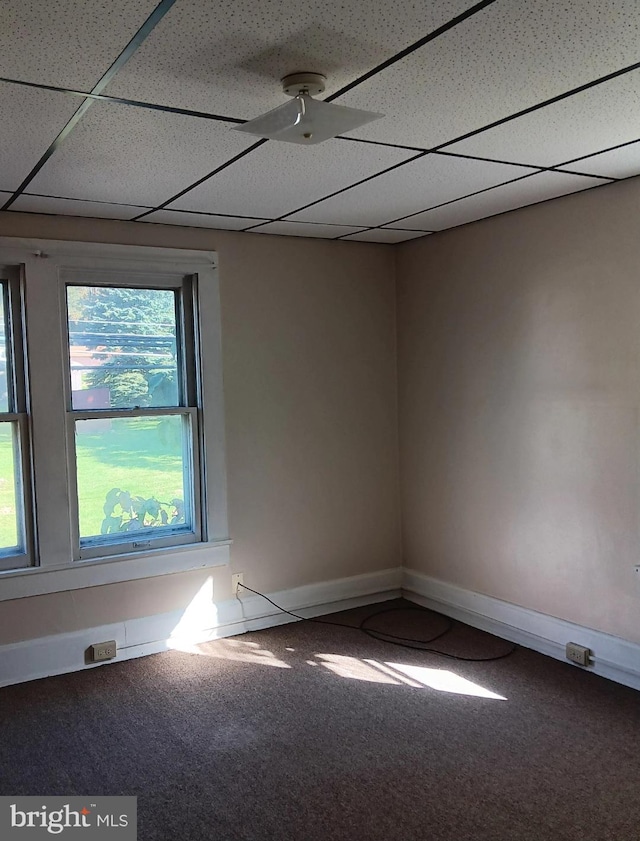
397 177 640 644
0 212 401 644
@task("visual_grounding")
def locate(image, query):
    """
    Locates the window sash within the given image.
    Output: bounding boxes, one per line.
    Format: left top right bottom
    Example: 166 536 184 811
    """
61 273 203 562
0 417 31 570
0 268 34 570
66 407 202 560
2 269 28 415
63 274 195 412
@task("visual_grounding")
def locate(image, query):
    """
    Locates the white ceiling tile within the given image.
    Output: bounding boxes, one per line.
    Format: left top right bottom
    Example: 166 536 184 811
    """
0 0 160 89
288 154 532 228
446 69 640 166
169 139 413 219
251 221 366 239
0 83 80 191
4 1 637 227
11 194 149 219
104 0 477 117
387 171 607 231
336 0 640 150
563 141 640 180
142 210 266 230
27 102 256 207
346 229 430 243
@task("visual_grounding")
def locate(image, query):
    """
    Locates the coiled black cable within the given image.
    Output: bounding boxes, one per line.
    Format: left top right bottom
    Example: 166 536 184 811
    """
237 583 516 662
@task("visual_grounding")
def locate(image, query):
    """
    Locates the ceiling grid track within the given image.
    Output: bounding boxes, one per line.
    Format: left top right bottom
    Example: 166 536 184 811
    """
0 76 246 125
1 0 179 211
125 0 505 222
130 140 270 221
323 0 500 103
130 58 640 228
432 59 640 153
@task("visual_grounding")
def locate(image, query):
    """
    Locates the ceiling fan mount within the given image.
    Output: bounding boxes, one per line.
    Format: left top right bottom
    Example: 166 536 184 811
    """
233 71 382 145
281 72 327 97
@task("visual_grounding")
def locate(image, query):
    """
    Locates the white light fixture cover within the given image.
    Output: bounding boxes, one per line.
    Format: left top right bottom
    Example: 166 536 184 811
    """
233 94 383 145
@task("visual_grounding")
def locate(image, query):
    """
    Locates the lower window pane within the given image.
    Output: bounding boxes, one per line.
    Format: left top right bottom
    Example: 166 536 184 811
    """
0 422 20 552
75 415 192 544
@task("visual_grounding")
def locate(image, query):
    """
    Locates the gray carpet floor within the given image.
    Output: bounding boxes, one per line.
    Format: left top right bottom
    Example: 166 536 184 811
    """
1 598 639 840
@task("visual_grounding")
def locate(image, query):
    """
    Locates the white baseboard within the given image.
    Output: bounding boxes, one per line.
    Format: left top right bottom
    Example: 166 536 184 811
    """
0 567 402 688
402 569 640 692
2 564 638 694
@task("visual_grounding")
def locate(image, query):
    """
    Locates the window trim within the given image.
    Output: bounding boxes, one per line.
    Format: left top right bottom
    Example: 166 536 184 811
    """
0 238 230 602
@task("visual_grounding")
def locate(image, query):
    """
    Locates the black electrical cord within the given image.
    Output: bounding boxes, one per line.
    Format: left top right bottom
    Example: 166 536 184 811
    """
237 583 517 662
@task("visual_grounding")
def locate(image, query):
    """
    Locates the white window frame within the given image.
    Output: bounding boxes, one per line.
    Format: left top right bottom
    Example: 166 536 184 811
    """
62 268 203 560
0 238 230 602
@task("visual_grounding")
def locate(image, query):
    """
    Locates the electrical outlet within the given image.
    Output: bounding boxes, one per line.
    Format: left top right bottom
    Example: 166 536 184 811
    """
231 573 244 595
566 642 590 667
90 640 117 662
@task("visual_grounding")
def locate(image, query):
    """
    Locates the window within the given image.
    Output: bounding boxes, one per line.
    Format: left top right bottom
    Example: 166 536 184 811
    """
0 240 229 601
63 273 202 559
0 267 32 570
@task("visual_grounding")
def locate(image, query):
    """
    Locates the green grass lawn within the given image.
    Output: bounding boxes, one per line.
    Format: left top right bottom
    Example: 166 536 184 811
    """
0 417 185 549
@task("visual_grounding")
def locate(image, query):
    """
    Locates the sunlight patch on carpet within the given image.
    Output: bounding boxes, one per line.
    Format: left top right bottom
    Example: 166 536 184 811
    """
317 653 401 684
315 654 506 698
385 663 507 699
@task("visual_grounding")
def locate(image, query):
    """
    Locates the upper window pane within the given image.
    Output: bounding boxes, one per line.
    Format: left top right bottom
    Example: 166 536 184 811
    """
66 285 180 410
0 283 10 413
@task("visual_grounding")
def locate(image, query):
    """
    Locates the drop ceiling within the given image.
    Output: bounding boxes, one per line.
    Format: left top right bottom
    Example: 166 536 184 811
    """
1 0 639 243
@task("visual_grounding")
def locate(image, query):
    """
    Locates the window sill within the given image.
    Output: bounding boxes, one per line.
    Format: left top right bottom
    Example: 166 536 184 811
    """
0 540 231 602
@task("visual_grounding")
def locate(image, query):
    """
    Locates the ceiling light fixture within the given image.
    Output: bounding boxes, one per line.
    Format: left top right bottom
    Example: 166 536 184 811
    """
233 72 383 145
